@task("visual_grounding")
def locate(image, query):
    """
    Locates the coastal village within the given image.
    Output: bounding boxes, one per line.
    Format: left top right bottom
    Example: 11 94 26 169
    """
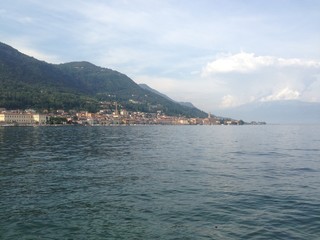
0 104 265 126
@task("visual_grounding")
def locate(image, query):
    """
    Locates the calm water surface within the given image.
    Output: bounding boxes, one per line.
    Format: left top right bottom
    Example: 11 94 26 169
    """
1 125 320 239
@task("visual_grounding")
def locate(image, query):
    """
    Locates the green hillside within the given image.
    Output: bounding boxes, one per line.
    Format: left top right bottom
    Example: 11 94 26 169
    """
0 42 207 117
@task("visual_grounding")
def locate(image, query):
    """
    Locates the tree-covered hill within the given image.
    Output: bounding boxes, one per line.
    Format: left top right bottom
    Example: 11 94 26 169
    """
0 42 207 117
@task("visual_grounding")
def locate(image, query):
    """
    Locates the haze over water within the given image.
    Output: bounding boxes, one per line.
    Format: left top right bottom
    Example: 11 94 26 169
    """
1 125 320 239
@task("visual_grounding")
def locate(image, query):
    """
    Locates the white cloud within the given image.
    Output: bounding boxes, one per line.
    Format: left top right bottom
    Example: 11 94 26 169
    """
220 95 237 108
260 88 300 102
277 58 320 68
200 52 320 110
202 52 320 75
202 52 272 75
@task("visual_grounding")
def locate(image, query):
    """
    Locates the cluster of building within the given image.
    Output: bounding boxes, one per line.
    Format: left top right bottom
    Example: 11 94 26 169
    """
0 107 255 126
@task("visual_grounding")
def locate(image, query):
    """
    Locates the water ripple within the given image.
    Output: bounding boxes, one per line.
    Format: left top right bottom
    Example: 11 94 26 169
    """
1 126 320 239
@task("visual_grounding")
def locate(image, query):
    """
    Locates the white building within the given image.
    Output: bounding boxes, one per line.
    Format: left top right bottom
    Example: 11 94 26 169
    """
0 113 48 124
32 114 48 124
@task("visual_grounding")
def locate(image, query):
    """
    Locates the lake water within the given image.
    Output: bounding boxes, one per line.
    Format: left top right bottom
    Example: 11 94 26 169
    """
1 125 319 239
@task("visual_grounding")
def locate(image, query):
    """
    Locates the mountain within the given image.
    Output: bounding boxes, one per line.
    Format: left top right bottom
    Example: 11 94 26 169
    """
214 100 320 124
0 42 207 117
139 83 196 109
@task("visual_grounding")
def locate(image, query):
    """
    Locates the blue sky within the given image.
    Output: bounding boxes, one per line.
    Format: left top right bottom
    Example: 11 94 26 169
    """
1 0 320 112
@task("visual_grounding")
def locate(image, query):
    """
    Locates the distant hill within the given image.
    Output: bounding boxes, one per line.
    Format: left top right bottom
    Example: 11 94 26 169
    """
0 42 207 117
139 83 196 109
214 100 320 124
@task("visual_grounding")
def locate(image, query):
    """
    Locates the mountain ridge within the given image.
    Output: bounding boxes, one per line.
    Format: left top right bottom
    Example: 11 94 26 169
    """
0 42 207 118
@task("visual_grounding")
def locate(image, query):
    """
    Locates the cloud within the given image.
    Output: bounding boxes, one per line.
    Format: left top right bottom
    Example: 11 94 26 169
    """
200 52 320 110
260 88 300 102
202 52 320 75
220 95 237 108
202 52 272 75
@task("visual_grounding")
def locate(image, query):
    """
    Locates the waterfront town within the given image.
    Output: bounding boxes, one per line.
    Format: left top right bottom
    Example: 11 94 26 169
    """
0 105 265 126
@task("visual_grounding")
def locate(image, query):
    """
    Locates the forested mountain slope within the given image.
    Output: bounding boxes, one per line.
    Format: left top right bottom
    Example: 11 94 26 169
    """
0 42 207 117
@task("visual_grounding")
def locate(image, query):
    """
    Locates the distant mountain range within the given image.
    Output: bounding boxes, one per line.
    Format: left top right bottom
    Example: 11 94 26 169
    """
0 42 207 118
214 100 320 124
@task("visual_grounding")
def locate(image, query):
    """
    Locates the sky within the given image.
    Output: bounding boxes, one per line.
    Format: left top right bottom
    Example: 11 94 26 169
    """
1 0 320 112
